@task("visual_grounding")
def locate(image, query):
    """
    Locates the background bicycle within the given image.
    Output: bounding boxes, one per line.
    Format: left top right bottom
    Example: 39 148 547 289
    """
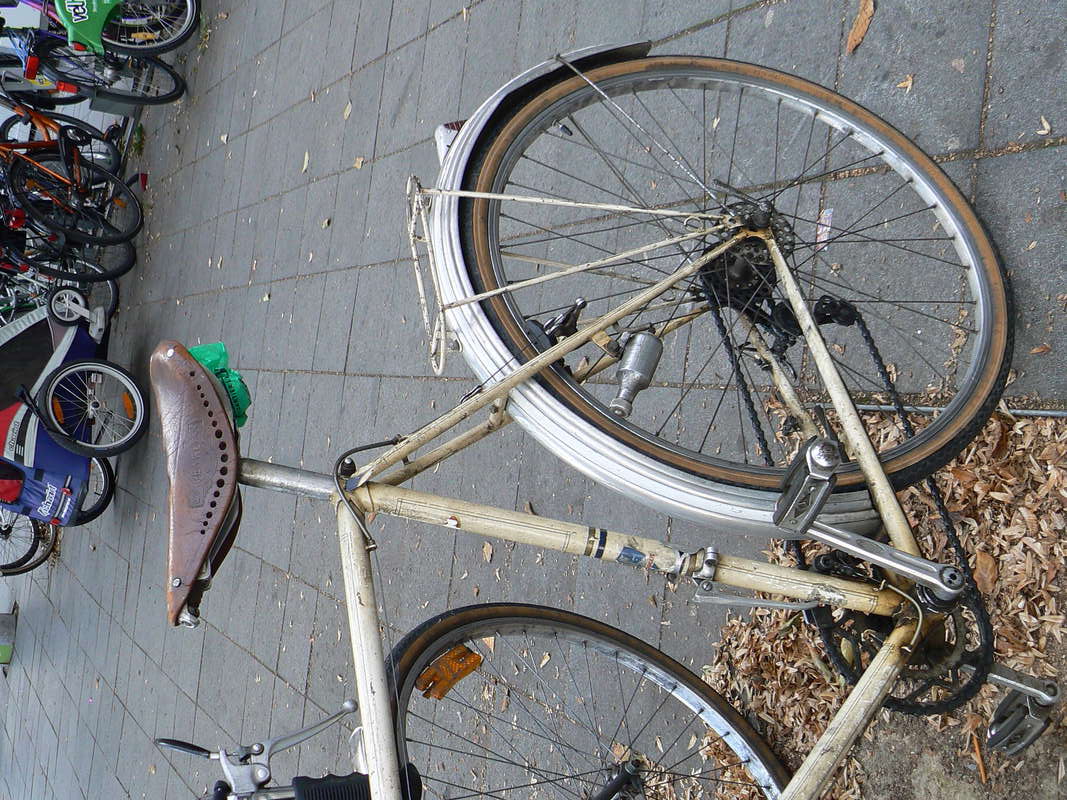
0 3 1062 800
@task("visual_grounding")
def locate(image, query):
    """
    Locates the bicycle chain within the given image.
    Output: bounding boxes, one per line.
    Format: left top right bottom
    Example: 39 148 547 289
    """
805 310 994 715
705 300 775 467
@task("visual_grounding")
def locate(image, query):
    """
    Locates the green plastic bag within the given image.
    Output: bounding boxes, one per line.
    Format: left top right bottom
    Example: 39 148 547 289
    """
188 342 252 428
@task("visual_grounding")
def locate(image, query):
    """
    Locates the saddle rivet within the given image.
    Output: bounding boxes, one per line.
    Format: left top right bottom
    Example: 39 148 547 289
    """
171 577 182 587
165 348 175 358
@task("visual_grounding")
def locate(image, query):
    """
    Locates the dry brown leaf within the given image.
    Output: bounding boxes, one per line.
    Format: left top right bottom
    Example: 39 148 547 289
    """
845 0 876 54
482 541 493 563
1029 343 1051 355
974 551 998 594
301 150 309 173
523 501 537 515
1037 116 1052 135
896 74 914 93
343 101 353 121
353 156 366 169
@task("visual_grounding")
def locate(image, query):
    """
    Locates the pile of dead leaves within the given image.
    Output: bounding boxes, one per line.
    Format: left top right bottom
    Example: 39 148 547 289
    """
702 412 1066 798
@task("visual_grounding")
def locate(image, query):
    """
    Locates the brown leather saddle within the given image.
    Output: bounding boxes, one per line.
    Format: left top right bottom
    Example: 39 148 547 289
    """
149 341 242 627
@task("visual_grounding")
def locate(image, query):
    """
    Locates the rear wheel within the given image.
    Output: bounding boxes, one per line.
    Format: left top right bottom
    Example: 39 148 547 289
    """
37 39 185 105
389 604 788 800
453 56 1011 506
8 154 143 245
0 512 57 575
38 360 148 457
19 229 136 283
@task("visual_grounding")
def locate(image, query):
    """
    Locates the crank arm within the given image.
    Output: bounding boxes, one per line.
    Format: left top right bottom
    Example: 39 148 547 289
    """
808 521 964 601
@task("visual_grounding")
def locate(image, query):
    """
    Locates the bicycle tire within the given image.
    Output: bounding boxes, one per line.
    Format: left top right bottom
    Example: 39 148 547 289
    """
36 38 186 106
7 154 143 245
0 517 57 576
0 510 41 571
70 457 115 525
99 0 200 55
454 56 1011 499
37 359 148 457
388 603 789 799
0 112 121 174
19 234 137 283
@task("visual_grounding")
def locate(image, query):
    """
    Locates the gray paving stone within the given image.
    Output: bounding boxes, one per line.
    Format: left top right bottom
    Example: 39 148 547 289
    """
983 0 1067 148
276 576 318 688
312 269 360 371
974 145 1066 402
340 60 387 165
376 39 429 156
836 0 991 154
725 0 842 86
352 0 395 71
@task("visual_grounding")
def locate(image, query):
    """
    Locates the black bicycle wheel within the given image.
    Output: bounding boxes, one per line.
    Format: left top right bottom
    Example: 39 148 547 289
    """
8 154 143 245
389 603 789 799
37 38 185 105
0 112 121 174
70 457 115 525
100 1 200 55
19 229 136 283
0 513 57 576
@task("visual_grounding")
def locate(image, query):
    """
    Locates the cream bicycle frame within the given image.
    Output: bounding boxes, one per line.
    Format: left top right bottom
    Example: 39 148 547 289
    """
229 213 937 800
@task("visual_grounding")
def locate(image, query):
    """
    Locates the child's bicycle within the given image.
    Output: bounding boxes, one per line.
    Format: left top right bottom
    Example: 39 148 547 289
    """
153 45 1058 800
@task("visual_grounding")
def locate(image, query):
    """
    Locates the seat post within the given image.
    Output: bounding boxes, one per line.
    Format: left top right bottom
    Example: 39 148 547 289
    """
237 458 336 501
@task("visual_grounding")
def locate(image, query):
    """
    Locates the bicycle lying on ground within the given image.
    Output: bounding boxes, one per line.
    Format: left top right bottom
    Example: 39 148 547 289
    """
153 45 1058 800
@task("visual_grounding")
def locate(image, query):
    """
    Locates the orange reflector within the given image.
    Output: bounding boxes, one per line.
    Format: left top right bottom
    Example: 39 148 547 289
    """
414 645 483 699
51 398 65 425
131 32 160 41
113 197 127 209
122 392 136 419
56 81 78 94
24 56 39 80
72 42 87 52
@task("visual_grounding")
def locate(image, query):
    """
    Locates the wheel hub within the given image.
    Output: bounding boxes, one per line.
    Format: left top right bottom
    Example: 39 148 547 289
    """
695 201 800 350
702 201 797 296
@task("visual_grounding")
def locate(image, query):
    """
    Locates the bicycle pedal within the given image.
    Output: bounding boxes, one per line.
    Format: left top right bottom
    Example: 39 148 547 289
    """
774 436 840 534
987 689 1052 755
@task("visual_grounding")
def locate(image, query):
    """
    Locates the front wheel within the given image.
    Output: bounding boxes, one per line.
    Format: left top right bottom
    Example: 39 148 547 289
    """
37 360 148 457
100 1 201 55
37 39 186 105
388 604 789 799
452 56 1011 506
0 112 121 174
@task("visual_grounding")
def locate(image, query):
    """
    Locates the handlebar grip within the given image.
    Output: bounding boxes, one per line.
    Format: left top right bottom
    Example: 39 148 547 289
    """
154 738 212 759
292 764 421 800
